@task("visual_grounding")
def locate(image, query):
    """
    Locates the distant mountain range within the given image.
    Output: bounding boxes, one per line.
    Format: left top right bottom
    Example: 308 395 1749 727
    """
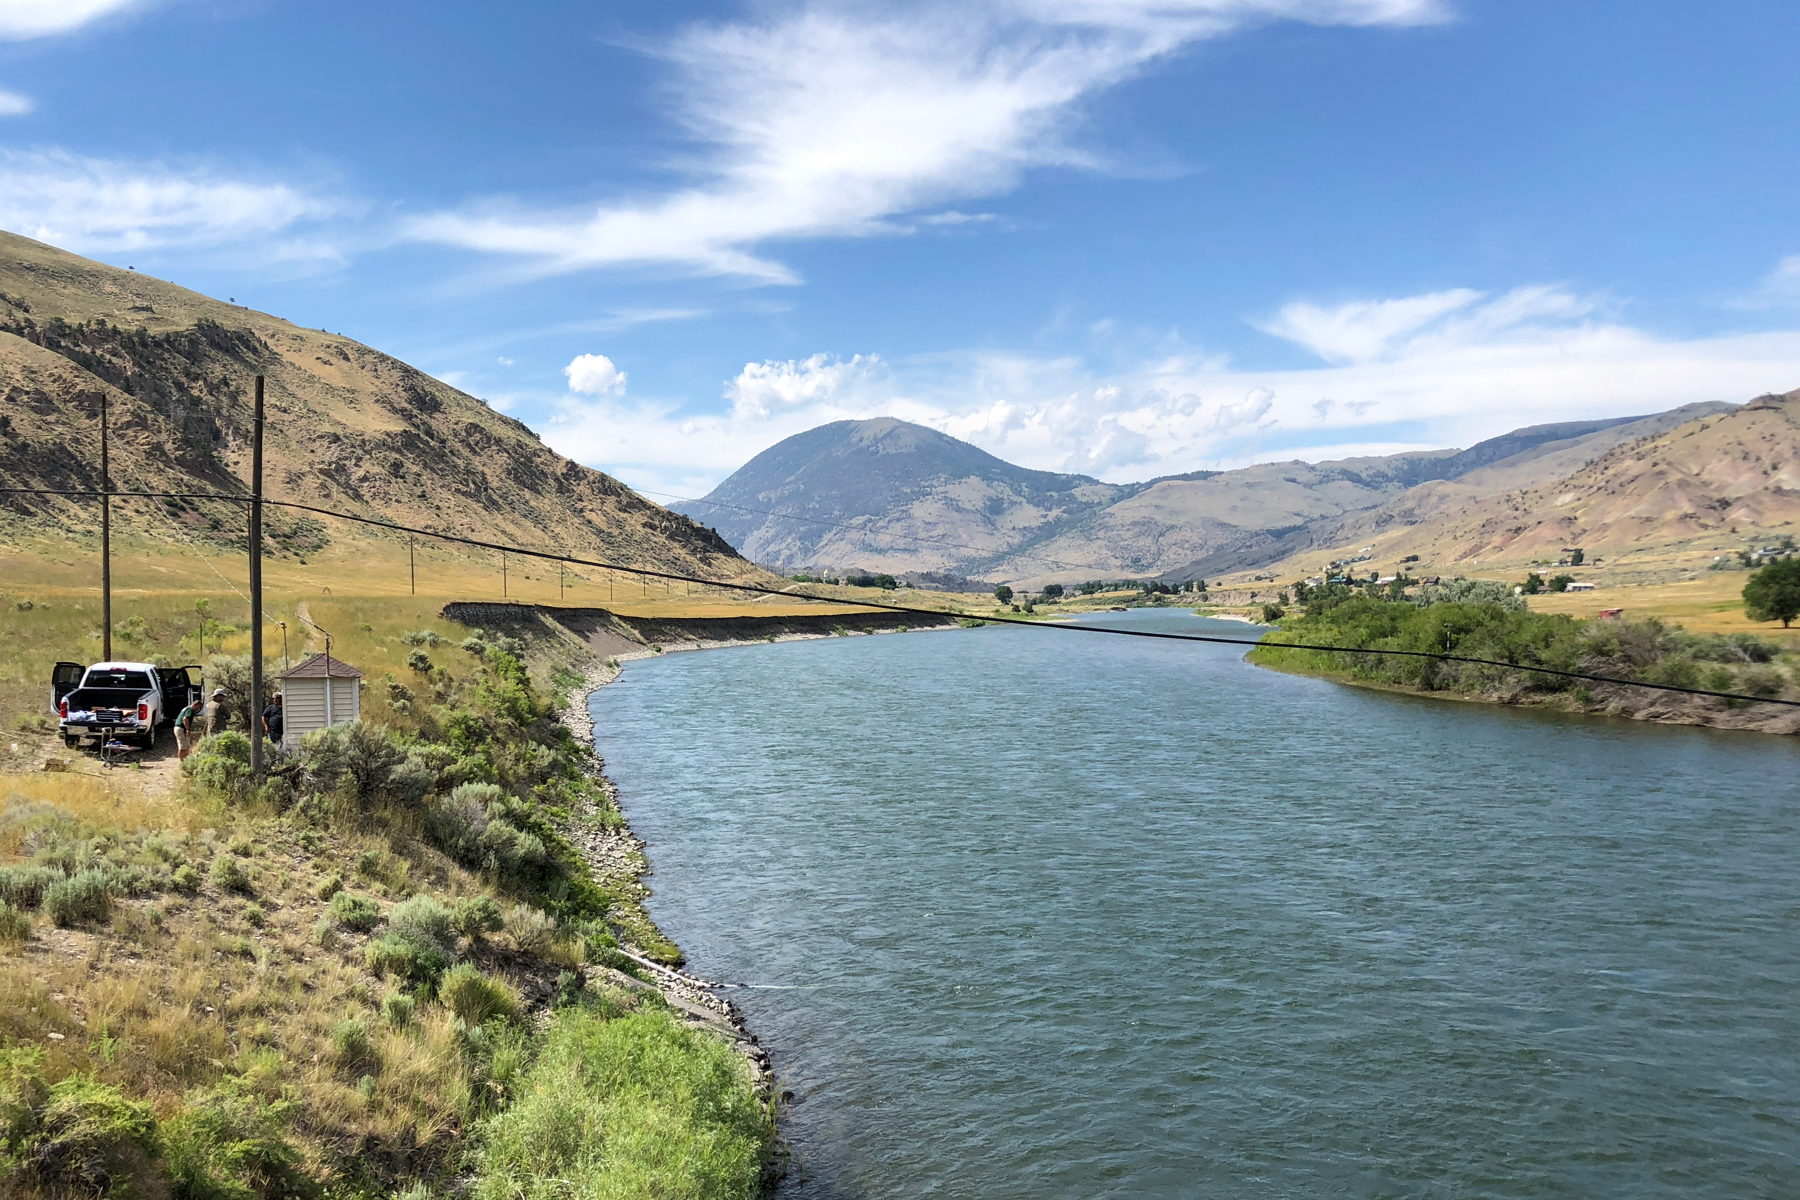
676 398 1794 584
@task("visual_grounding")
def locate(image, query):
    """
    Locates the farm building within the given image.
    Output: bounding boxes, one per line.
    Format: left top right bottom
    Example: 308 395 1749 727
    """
276 653 364 749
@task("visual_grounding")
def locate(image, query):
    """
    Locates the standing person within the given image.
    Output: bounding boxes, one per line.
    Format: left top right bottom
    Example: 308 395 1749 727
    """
206 689 228 737
175 695 205 761
262 693 284 751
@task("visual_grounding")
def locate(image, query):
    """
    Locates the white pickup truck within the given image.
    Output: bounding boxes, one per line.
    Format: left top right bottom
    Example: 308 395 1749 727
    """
53 661 203 749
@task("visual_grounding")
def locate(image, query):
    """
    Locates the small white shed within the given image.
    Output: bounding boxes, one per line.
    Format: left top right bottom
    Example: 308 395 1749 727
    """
277 654 364 749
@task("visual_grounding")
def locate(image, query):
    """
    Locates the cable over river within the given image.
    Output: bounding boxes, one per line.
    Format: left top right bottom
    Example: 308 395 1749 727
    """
590 609 1800 1199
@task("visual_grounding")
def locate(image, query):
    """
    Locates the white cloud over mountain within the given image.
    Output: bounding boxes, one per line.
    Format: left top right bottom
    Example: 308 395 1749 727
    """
406 0 1446 281
545 282 1800 497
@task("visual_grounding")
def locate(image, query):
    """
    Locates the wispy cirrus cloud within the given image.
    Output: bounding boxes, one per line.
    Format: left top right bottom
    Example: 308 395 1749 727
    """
0 148 352 259
0 88 32 116
0 0 150 40
405 0 1447 282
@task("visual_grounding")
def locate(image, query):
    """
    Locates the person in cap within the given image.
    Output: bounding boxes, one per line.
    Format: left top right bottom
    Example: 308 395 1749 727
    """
206 689 228 737
175 695 206 761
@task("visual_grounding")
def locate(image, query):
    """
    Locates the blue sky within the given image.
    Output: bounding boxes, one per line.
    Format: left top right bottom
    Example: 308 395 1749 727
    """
3 0 1799 496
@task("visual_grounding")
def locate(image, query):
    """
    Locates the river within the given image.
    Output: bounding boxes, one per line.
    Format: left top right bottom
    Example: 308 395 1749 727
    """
589 609 1800 1198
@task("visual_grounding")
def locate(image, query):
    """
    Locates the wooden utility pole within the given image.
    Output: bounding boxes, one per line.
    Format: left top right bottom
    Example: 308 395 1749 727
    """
100 393 112 662
249 376 265 779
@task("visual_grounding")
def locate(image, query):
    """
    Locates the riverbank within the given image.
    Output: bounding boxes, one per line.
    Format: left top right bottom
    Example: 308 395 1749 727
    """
1249 596 1800 736
460 602 966 1122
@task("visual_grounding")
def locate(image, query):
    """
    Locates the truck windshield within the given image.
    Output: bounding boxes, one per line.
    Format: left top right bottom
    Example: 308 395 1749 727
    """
84 670 153 690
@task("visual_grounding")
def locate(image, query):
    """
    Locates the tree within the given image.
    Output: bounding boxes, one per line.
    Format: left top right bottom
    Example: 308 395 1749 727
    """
993 584 1013 605
1040 582 1064 599
1744 558 1800 628
1548 574 1575 593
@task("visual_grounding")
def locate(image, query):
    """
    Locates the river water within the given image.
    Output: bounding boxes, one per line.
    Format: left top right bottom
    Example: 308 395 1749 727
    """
590 610 1800 1198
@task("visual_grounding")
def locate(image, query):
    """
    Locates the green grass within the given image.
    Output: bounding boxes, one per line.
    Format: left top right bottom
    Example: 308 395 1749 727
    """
473 1008 772 1200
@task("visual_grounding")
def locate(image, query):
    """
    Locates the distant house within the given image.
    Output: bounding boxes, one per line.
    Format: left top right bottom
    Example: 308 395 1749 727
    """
1599 608 1624 620
277 654 364 750
1565 581 1597 592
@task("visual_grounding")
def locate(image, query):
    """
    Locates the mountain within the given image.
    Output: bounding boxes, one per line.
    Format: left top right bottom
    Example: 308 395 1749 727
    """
0 230 756 581
670 417 1131 576
1266 389 1800 580
681 407 1739 583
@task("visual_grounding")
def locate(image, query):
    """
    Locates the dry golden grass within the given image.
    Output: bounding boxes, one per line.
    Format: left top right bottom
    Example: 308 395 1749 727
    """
1526 574 1800 645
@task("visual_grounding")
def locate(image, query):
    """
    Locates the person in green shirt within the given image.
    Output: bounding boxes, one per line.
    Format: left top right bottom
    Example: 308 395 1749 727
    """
175 697 205 761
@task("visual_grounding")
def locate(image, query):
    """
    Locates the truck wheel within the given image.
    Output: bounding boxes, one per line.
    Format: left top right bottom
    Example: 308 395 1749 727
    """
64 735 78 748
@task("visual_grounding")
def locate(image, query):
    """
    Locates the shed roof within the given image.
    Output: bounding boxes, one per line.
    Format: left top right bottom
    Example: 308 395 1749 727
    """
277 653 364 680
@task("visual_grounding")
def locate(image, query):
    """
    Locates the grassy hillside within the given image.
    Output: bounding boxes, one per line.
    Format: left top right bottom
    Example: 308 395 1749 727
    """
0 230 759 587
1239 391 1800 590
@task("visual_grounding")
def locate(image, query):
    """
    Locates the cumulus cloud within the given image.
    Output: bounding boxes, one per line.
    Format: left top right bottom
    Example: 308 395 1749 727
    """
0 0 147 40
0 148 348 256
727 353 879 419
405 0 1445 281
539 281 1800 497
564 353 627 395
0 88 32 116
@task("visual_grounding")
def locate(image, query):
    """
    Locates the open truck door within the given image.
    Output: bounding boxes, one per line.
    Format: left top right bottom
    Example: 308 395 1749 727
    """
160 666 204 722
52 662 84 716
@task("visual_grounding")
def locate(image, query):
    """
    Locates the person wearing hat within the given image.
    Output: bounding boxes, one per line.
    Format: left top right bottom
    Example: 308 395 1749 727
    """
205 689 228 738
175 694 206 761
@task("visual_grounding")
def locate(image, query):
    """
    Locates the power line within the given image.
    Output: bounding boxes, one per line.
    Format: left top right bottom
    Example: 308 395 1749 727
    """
6 483 1797 710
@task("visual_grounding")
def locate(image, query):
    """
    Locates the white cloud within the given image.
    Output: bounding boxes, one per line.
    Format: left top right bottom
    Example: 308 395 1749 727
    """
727 353 878 419
0 148 347 255
0 88 32 116
538 281 1800 497
564 353 627 396
405 0 1445 281
0 0 145 40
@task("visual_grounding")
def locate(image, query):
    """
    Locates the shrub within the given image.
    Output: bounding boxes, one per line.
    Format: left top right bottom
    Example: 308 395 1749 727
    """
471 1010 770 1200
16 1075 159 1195
161 1080 305 1200
329 1020 376 1073
364 935 448 987
242 904 266 928
298 722 407 804
185 731 254 798
406 649 433 673
315 873 343 901
504 904 557 955
205 655 274 734
43 869 111 927
452 895 505 940
1740 666 1786 698
211 853 253 895
0 902 30 942
461 637 488 657
438 964 519 1027
312 917 338 949
326 891 383 933
389 895 458 955
170 863 202 894
0 864 59 910
366 894 458 986
423 783 501 862
381 992 415 1030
